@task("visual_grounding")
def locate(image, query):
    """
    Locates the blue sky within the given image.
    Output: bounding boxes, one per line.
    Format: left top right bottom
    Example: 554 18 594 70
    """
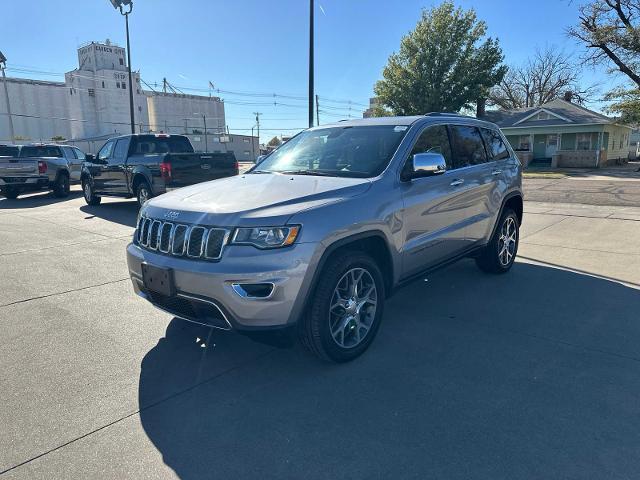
2 0 619 141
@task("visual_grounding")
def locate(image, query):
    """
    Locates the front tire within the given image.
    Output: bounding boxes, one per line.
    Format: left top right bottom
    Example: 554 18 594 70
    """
475 208 519 274
299 251 385 362
53 172 70 198
82 178 101 206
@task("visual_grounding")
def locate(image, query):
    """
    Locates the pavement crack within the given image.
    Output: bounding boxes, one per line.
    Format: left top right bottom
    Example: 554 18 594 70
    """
0 278 130 308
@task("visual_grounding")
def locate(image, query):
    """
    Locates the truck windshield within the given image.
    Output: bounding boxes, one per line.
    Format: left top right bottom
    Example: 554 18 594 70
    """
0 146 19 157
130 136 194 155
253 125 409 178
20 146 62 158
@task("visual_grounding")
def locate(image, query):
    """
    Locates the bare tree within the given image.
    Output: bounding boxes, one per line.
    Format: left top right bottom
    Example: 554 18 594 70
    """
489 47 597 109
568 0 640 88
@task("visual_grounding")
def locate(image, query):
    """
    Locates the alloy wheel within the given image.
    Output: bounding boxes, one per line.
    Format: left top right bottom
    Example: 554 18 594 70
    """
329 267 378 349
83 181 92 201
498 216 517 267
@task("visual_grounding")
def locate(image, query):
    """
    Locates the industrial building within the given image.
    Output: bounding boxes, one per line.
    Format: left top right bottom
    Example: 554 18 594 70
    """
0 40 258 161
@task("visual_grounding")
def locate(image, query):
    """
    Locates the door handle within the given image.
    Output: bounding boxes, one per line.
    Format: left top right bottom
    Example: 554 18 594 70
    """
450 179 464 187
492 169 503 176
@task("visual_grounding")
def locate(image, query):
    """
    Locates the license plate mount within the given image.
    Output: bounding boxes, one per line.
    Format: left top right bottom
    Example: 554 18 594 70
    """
141 263 175 296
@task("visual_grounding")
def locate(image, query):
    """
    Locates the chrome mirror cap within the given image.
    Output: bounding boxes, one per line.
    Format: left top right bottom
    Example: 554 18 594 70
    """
412 152 447 176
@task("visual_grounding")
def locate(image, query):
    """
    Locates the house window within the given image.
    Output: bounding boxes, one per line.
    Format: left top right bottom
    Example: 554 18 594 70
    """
122 82 126 90
88 88 95 97
116 82 120 89
119 58 124 66
102 81 105 88
577 133 592 150
534 112 549 120
518 135 530 151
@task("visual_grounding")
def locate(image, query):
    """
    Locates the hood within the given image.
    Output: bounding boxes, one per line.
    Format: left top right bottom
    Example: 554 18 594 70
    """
144 173 372 226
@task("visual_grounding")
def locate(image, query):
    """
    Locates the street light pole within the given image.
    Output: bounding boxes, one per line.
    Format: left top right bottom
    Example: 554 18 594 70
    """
110 1 136 134
0 51 16 144
308 0 314 128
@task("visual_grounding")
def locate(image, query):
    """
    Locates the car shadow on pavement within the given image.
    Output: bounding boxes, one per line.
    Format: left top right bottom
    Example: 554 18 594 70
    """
0 190 83 209
79 202 139 228
137 260 640 479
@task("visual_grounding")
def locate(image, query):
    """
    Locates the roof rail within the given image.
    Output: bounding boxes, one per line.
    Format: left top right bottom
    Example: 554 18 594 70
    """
424 112 470 118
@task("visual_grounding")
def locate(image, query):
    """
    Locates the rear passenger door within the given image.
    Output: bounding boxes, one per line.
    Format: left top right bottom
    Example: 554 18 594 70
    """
448 125 497 246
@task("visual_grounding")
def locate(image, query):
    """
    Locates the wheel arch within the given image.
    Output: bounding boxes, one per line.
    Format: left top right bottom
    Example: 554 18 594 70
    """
487 191 523 243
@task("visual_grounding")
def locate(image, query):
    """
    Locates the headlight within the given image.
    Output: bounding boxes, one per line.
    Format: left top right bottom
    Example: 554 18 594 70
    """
232 225 300 249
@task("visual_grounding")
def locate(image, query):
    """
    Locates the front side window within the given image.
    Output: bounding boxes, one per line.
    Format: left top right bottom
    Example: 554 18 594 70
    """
253 125 409 178
97 141 114 161
111 139 129 162
481 128 510 161
402 125 452 179
450 125 488 167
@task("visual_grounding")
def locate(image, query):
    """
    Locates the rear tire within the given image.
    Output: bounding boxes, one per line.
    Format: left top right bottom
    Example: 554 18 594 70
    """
475 208 519 274
298 251 385 362
82 178 101 206
136 180 152 207
3 187 19 200
53 172 70 198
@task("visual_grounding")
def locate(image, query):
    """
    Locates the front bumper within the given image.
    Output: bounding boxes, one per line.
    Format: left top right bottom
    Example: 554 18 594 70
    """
126 241 319 330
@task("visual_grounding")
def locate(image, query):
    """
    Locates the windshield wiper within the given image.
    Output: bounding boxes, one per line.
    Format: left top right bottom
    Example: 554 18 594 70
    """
249 170 273 174
278 170 336 177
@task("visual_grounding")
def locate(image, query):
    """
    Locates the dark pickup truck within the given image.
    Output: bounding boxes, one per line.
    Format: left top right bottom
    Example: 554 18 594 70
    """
81 134 239 206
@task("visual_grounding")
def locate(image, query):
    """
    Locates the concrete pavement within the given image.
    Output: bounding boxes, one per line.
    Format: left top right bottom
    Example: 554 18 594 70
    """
1 186 639 479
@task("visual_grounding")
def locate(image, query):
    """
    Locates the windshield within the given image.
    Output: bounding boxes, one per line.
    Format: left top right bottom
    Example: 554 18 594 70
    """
253 125 408 178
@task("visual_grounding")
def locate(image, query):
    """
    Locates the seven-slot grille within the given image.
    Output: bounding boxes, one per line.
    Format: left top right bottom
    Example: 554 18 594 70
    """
136 215 229 260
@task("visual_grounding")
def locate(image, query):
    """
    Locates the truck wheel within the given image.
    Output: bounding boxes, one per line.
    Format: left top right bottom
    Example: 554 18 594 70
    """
475 208 519 274
3 187 19 200
53 172 70 198
82 178 101 206
136 180 152 207
298 251 385 362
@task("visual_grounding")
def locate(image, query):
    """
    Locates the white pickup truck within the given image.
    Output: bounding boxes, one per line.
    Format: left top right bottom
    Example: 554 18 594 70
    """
0 144 87 199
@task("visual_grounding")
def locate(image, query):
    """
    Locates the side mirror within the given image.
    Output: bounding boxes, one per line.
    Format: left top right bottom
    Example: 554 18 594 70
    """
411 152 446 178
85 153 95 161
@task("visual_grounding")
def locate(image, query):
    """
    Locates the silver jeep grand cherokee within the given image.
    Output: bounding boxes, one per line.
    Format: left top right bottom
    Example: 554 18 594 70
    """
127 114 523 362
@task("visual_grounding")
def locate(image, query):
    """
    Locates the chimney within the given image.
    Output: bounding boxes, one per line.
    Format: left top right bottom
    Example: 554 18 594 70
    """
476 98 486 118
563 91 573 103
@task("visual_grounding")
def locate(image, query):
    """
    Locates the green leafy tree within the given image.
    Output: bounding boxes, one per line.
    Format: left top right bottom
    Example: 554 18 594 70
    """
51 135 66 142
267 136 282 147
373 1 507 116
568 0 640 122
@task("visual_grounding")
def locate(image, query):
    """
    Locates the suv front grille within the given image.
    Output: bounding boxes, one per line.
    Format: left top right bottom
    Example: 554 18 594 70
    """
136 215 229 261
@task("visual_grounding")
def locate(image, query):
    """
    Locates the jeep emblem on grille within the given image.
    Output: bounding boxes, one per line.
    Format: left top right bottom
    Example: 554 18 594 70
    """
164 211 181 220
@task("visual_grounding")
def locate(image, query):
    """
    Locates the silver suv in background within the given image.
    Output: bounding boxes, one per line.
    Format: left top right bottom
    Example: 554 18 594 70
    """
127 114 523 362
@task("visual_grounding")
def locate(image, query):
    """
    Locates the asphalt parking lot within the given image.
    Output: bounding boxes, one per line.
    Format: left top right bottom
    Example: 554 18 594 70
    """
1 177 640 479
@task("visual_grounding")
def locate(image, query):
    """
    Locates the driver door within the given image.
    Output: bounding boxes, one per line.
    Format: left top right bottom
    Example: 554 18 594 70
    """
399 124 469 278
91 140 115 193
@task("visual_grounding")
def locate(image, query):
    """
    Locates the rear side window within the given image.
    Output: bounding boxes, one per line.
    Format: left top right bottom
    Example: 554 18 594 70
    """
449 125 487 168
20 146 63 158
481 128 510 161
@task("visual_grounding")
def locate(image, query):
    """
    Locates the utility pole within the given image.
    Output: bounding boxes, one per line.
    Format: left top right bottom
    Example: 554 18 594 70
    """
254 112 261 153
308 0 314 128
0 51 15 144
315 94 320 126
202 114 208 153
183 118 188 134
251 125 256 160
163 78 168 94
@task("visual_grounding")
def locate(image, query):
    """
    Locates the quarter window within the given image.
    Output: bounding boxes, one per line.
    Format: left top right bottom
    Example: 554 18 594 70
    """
450 125 488 168
480 128 510 161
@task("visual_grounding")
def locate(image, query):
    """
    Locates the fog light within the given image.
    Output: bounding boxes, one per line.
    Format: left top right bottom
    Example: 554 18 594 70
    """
231 283 274 299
